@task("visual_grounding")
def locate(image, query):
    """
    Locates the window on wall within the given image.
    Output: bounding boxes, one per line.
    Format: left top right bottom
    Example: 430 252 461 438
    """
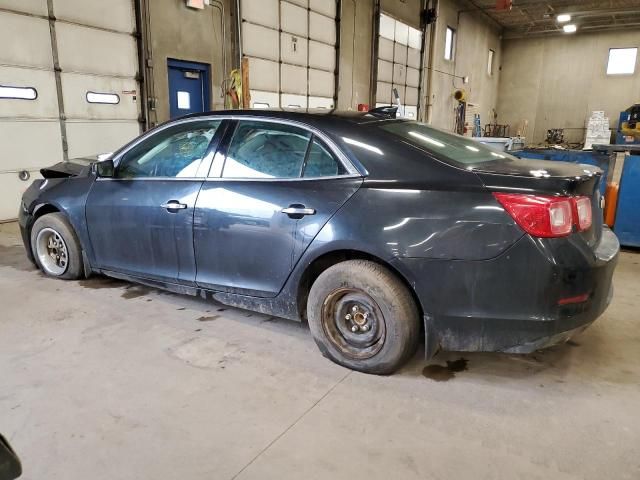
607 48 637 75
488 49 495 75
86 92 120 104
0 85 37 100
444 27 456 61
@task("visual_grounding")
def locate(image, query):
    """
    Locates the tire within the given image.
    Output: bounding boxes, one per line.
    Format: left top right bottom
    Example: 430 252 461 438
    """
307 260 420 375
30 212 83 280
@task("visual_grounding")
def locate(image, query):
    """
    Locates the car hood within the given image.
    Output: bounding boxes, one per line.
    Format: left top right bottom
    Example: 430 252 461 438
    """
40 157 96 178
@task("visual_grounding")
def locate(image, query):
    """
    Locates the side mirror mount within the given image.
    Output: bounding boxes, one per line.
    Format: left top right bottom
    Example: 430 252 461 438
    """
95 159 115 178
0 434 22 479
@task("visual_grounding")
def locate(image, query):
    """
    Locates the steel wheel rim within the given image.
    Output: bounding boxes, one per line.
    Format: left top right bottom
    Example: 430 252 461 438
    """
320 288 386 360
35 227 69 276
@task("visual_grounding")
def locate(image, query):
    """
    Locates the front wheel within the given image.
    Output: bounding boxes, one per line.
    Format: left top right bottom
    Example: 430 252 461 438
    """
307 260 420 375
30 212 83 280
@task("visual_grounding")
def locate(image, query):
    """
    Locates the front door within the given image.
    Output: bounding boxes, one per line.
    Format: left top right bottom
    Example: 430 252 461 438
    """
168 59 210 119
193 119 362 297
85 119 224 284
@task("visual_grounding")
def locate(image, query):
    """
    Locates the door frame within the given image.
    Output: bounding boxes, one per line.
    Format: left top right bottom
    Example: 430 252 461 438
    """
85 117 229 285
167 58 211 117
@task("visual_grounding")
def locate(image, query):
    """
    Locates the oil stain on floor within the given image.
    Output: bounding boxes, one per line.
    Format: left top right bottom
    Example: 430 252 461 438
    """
78 277 128 289
121 285 152 299
422 358 469 382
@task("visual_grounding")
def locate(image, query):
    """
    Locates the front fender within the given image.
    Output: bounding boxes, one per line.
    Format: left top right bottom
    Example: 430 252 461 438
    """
21 176 95 262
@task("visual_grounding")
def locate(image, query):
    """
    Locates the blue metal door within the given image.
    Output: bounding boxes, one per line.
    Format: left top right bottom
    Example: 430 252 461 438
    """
168 59 210 119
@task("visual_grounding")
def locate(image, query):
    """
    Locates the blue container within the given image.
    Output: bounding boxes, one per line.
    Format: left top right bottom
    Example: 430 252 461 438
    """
614 154 640 248
513 149 610 196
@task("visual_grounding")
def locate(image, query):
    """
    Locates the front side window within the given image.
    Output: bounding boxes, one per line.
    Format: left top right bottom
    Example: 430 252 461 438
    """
117 120 221 178
223 121 312 178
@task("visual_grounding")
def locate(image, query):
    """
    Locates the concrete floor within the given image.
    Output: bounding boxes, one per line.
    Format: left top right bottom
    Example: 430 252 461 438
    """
1 221 639 480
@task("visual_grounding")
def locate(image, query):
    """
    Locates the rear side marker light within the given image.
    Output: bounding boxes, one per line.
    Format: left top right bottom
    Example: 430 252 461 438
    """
493 193 573 238
558 293 589 305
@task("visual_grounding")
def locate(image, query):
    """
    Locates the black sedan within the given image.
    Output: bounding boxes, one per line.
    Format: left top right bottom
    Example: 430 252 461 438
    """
18 109 619 374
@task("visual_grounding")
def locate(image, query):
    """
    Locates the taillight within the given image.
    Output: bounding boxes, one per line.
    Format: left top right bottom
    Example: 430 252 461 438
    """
573 196 592 231
493 193 573 238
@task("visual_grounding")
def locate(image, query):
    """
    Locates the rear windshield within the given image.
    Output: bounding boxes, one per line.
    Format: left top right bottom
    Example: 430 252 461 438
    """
378 121 518 166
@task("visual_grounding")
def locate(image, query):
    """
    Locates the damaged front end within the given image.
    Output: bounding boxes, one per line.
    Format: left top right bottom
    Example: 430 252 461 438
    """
40 157 99 179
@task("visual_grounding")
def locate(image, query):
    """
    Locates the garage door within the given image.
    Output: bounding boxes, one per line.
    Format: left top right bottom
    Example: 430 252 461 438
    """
0 0 140 221
375 13 422 120
240 0 338 110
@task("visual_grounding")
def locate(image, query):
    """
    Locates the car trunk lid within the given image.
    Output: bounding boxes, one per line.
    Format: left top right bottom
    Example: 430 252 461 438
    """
472 157 604 247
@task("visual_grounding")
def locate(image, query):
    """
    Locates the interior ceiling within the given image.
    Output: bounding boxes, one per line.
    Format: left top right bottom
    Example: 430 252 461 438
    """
465 0 640 37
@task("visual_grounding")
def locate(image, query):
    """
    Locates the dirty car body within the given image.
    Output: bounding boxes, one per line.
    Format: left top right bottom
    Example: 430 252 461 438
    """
19 110 619 361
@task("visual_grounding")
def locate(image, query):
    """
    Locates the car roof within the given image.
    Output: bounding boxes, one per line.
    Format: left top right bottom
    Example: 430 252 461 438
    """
181 108 401 126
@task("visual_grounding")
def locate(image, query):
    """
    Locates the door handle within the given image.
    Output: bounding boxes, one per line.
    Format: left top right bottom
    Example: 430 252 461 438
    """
161 201 187 211
281 206 316 218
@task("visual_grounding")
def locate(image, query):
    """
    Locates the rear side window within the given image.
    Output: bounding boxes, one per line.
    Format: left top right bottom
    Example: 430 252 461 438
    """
303 139 345 177
223 121 311 178
378 121 519 166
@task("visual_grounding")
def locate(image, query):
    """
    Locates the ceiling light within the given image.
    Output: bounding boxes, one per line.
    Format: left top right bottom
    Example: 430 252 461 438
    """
557 14 571 23
563 24 577 33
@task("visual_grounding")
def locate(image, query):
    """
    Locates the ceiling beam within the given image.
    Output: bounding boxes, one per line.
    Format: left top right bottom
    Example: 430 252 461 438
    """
458 2 640 32
503 22 640 39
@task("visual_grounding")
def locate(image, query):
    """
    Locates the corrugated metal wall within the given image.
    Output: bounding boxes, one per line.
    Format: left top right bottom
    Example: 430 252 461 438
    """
0 0 140 221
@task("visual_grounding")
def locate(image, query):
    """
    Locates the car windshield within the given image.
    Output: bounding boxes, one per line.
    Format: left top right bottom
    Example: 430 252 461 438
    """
378 120 519 166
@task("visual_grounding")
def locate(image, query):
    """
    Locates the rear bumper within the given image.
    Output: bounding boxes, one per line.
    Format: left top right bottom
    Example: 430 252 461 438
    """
395 227 619 355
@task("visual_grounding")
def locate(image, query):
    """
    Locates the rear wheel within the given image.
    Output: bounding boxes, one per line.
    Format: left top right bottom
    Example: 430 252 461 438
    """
307 260 420 375
30 213 83 280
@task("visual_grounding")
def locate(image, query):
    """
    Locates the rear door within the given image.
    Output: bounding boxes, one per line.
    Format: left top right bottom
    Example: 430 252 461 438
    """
193 118 362 297
85 118 224 285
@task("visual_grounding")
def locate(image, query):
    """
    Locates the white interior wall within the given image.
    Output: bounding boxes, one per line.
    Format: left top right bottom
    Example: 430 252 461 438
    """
427 0 502 132
498 30 640 144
